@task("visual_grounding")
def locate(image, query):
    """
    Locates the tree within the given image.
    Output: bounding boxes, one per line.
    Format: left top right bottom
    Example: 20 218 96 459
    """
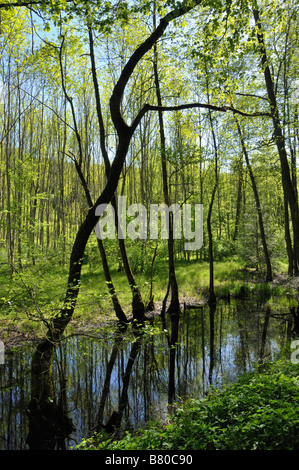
1 0 294 339
153 6 180 316
252 2 299 274
234 113 273 281
41 0 205 342
56 30 128 324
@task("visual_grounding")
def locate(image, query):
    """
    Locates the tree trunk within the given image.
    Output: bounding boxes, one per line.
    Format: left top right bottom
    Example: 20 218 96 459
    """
48 1 203 341
153 20 180 315
233 155 243 242
253 6 299 274
59 34 128 325
50 136 132 340
89 28 145 324
206 107 218 306
207 182 217 306
234 115 273 282
284 195 295 276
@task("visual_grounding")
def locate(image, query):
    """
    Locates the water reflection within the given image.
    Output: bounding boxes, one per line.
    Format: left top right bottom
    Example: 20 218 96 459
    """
26 338 75 449
0 298 297 450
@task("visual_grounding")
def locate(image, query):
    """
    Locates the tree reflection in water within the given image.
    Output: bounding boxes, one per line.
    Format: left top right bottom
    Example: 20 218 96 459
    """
0 298 297 449
26 338 75 450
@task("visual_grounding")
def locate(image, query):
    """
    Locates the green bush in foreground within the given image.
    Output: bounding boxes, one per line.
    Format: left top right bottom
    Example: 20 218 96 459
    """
77 359 299 450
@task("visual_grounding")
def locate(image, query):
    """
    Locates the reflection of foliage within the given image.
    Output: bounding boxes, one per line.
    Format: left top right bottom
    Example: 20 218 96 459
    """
78 359 299 450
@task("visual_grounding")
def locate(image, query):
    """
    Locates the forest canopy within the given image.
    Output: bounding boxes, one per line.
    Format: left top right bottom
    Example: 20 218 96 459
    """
0 0 299 334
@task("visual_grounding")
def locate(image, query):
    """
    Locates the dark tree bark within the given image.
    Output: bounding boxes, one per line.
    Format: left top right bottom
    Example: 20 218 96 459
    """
208 304 216 384
253 6 299 274
207 182 217 306
153 16 180 316
51 136 132 340
95 326 125 431
46 0 203 342
258 306 271 365
27 340 75 449
233 155 243 242
168 315 180 406
284 195 295 276
97 237 128 324
103 333 143 437
88 27 145 323
59 35 128 325
206 103 218 306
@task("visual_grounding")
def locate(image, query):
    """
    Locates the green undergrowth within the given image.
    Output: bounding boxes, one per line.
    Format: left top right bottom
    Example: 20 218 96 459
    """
0 249 296 343
77 358 299 451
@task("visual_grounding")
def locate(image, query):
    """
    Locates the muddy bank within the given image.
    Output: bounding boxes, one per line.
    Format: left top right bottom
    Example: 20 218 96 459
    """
1 272 299 351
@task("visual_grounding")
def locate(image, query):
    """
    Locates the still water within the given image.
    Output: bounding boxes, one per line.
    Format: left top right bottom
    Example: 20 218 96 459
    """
0 298 294 450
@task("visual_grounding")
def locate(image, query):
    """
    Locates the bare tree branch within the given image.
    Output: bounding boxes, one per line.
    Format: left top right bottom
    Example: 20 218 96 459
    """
131 102 271 132
0 0 72 8
109 0 202 135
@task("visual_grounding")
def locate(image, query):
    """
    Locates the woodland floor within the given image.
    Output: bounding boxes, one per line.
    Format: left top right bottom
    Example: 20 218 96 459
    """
1 270 299 351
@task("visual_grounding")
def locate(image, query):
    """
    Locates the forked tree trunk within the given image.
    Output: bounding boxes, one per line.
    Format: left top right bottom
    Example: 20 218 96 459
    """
59 36 128 325
89 28 144 323
47 1 203 341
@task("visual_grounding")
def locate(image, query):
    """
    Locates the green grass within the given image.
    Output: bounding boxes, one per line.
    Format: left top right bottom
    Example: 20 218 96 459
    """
0 247 295 343
0 255 244 320
76 358 299 450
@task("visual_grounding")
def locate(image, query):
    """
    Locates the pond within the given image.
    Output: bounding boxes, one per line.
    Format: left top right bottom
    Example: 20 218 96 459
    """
0 297 296 450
